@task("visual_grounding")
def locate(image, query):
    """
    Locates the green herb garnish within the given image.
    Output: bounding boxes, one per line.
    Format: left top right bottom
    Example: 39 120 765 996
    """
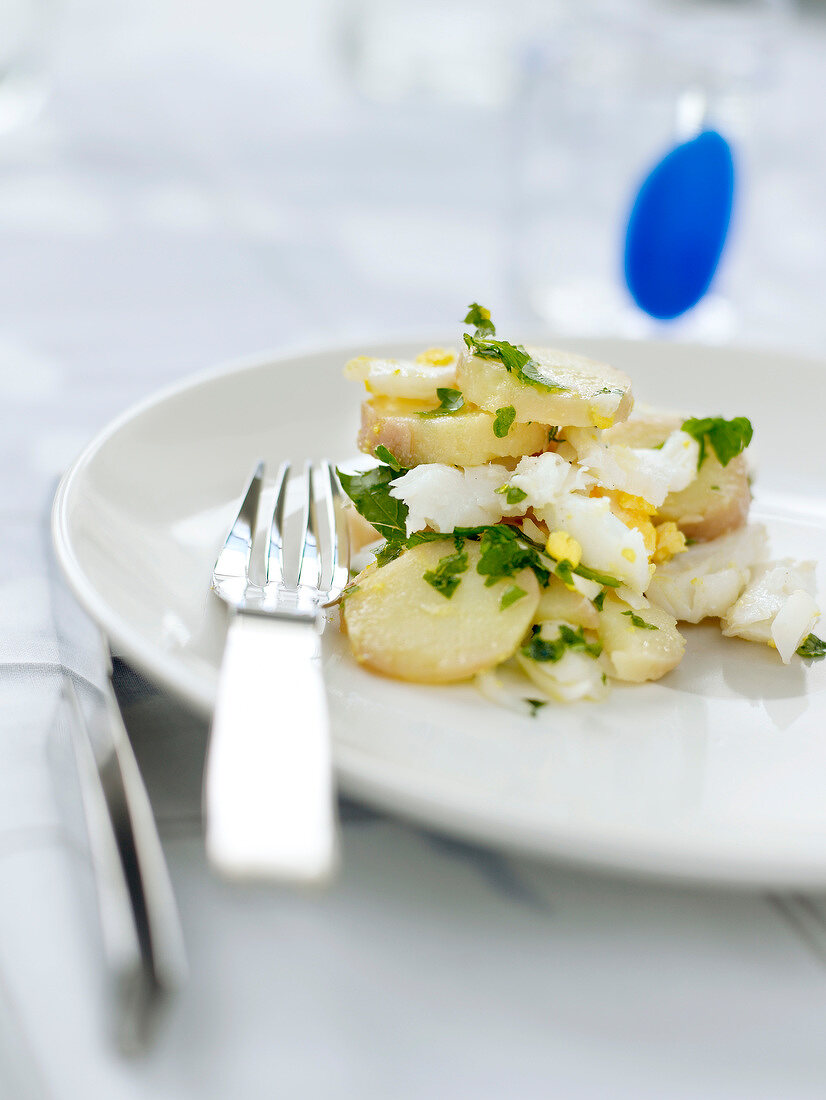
463 302 495 337
797 633 826 660
521 624 602 663
593 589 607 612
463 303 566 394
336 463 408 546
573 563 622 587
622 609 658 631
526 698 547 716
494 484 528 506
476 525 552 587
500 584 527 610
681 416 753 469
374 445 404 471
493 406 517 438
418 387 465 417
423 538 469 599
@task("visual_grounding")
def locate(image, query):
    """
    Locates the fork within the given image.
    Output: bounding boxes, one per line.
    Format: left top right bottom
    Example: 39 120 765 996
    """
204 460 350 881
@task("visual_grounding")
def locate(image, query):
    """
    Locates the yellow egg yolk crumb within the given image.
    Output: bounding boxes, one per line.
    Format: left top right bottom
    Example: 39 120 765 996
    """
545 530 582 569
652 522 687 564
590 488 658 556
416 347 456 367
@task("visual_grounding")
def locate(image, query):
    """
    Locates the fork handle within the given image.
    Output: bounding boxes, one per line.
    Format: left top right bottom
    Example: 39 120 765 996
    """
204 611 337 882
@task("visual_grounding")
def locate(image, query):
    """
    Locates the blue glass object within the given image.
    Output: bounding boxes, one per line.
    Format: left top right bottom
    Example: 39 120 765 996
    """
623 129 735 321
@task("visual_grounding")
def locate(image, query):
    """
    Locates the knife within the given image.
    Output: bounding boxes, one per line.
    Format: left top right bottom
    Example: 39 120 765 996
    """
48 514 187 1053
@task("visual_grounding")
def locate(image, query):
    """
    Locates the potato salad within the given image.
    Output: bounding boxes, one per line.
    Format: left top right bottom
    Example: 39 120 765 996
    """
336 305 825 711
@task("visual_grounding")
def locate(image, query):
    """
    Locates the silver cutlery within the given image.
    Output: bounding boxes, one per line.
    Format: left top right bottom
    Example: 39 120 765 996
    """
204 460 349 882
49 509 187 1053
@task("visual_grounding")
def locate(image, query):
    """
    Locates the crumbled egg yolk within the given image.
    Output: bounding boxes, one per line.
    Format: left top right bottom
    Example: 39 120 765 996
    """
652 522 687 564
416 347 456 367
545 530 583 569
591 488 658 556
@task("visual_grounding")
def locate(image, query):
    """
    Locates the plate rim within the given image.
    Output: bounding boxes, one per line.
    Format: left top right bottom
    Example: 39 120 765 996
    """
51 335 826 889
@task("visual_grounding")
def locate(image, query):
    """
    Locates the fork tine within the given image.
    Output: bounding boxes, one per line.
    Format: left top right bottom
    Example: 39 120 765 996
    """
265 462 291 585
214 461 264 581
317 462 350 596
296 462 321 591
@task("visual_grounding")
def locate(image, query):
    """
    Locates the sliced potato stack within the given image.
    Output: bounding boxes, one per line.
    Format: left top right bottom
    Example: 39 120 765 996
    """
339 318 768 699
351 343 634 468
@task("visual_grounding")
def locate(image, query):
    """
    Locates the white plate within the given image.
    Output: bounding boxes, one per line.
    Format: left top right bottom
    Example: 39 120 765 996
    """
53 337 826 888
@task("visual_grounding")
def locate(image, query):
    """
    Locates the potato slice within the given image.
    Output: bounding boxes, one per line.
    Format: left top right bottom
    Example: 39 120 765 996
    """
604 407 751 541
359 397 551 468
342 541 540 683
597 592 685 683
658 453 750 541
456 345 633 429
344 353 457 401
536 576 600 629
344 505 381 554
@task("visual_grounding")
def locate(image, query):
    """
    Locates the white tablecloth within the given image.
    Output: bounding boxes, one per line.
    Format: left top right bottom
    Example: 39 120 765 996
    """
3 3 826 1097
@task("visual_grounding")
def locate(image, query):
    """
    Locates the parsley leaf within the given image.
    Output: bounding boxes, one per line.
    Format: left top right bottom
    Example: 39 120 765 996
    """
463 302 495 337
797 633 826 660
476 525 551 587
525 698 547 716
681 416 753 469
494 484 528 505
374 445 403 471
572 563 621 588
463 333 566 394
423 538 469 599
593 589 607 611
409 524 620 592
500 584 527 610
373 541 404 566
336 463 408 546
521 624 602 663
493 406 517 438
622 609 659 631
418 387 464 417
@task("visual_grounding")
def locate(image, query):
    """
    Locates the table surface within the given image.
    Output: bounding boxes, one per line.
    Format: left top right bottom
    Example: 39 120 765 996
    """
4 3 826 1097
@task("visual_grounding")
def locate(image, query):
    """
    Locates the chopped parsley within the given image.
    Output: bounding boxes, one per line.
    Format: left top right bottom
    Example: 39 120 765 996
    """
525 698 547 716
573 563 621 587
797 633 826 660
418 387 465 417
522 624 602 663
500 584 527 610
336 462 408 547
463 303 566 394
681 416 753 469
493 405 517 437
463 302 495 337
593 589 607 612
374 445 404 471
622 609 659 631
495 484 528 505
548 426 561 442
423 538 469 598
476 525 552 587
